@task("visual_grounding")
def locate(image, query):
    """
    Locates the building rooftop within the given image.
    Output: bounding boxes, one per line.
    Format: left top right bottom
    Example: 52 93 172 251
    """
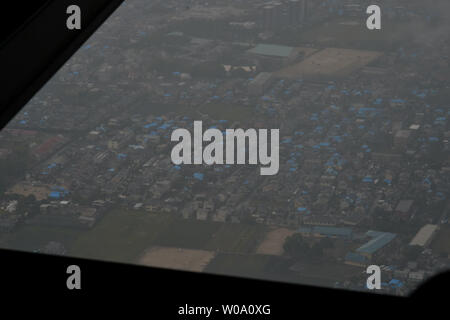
298 226 352 237
409 224 438 247
356 231 396 255
314 226 353 237
345 252 368 264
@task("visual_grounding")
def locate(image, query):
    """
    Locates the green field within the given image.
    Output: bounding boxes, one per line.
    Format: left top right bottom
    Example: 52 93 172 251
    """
1 208 268 265
205 223 267 254
205 253 280 278
204 252 361 287
1 225 83 253
204 253 301 283
67 209 267 263
69 210 174 263
153 218 222 250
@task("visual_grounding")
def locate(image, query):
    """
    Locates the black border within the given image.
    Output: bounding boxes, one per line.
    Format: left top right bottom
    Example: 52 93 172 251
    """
0 0 124 129
1 248 435 316
0 1 448 313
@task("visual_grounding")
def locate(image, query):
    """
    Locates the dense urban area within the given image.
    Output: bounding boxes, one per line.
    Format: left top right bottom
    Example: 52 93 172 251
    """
0 0 449 295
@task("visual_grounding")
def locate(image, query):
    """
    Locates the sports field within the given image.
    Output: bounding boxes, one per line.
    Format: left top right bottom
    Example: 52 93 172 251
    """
276 48 383 79
139 246 215 272
68 209 268 263
256 228 295 256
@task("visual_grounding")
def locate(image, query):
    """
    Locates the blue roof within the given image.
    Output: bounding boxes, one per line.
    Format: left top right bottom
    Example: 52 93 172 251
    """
389 279 403 288
144 122 158 128
313 226 353 237
345 252 368 264
356 231 396 255
49 191 60 199
193 173 204 181
299 226 352 237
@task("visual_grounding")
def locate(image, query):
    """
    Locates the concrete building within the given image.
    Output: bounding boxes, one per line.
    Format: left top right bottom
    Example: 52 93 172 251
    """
409 224 439 247
288 0 301 26
298 226 353 240
356 230 397 259
261 5 276 32
345 252 369 267
300 0 308 21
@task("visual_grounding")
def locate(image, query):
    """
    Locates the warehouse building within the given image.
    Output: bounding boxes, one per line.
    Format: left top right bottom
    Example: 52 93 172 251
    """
345 252 369 267
356 230 397 259
409 224 439 247
298 226 353 240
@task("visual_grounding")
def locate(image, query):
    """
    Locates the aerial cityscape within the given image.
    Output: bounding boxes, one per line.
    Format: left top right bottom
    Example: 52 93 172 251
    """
0 0 449 296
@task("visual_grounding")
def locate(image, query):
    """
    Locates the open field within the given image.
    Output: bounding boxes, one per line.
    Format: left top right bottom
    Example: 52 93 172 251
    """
153 218 222 249
289 261 363 287
1 225 83 252
205 223 267 254
69 210 175 263
296 18 425 50
138 246 215 272
292 47 319 59
204 252 308 284
6 183 50 201
205 253 282 278
276 48 383 79
68 209 267 263
256 227 295 256
1 207 268 265
154 219 268 253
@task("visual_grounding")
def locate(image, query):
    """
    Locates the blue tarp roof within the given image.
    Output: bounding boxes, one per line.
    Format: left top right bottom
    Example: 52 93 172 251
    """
314 226 353 237
356 231 396 255
193 173 204 181
144 122 158 128
49 191 61 199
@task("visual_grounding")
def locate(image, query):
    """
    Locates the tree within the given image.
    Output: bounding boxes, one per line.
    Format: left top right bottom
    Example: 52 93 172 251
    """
283 233 309 259
318 237 334 251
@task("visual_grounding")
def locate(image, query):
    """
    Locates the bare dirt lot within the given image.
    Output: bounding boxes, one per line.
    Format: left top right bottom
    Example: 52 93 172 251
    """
256 228 295 256
276 47 383 79
138 246 216 272
6 183 50 201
